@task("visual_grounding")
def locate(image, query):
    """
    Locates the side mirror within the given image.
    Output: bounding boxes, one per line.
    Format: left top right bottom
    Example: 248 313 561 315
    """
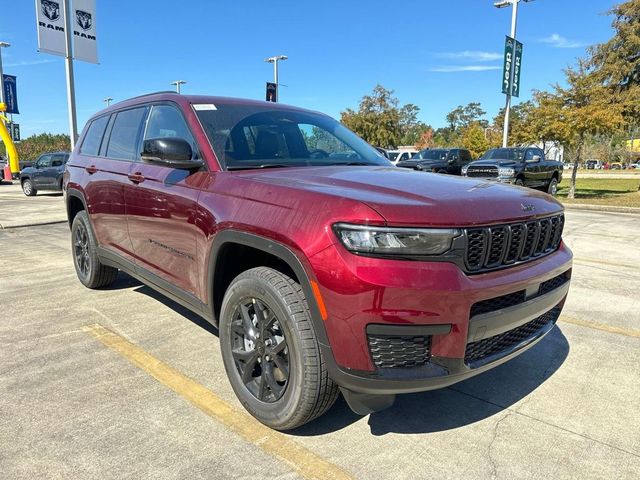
527 155 541 163
141 138 202 170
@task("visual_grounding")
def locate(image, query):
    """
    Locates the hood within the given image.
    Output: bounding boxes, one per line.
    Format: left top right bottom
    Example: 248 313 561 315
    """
232 166 563 227
470 159 521 167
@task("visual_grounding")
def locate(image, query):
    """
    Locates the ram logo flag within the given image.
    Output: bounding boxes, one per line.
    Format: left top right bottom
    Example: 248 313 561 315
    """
72 0 98 63
35 0 66 57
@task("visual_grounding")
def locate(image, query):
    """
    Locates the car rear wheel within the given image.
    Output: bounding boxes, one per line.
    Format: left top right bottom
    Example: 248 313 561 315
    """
547 177 558 195
219 267 339 430
22 179 37 196
71 211 119 289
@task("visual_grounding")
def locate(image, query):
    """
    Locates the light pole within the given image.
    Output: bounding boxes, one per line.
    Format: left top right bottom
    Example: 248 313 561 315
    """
171 80 187 94
0 41 9 106
494 0 531 147
103 97 113 107
264 55 288 101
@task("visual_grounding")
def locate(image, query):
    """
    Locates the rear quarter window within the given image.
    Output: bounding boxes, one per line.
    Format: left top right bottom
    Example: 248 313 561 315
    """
80 115 110 156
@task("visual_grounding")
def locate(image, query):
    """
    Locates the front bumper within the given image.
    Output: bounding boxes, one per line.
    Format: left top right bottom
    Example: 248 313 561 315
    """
310 240 572 395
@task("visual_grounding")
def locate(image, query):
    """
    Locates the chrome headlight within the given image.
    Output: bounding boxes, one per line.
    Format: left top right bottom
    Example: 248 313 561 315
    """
333 223 461 256
498 167 515 177
461 165 469 176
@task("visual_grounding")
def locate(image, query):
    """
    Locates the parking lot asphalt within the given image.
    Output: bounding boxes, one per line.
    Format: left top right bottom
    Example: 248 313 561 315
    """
0 182 67 228
1 200 639 478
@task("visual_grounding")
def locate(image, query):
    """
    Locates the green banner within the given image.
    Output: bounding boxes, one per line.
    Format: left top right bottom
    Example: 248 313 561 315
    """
501 36 514 95
511 39 523 98
501 36 524 97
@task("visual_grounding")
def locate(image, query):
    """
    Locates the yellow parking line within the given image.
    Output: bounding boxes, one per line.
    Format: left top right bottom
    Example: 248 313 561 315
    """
84 323 353 480
559 316 640 339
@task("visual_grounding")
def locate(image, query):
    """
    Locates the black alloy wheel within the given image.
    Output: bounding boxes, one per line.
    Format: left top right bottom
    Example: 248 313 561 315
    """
230 298 289 403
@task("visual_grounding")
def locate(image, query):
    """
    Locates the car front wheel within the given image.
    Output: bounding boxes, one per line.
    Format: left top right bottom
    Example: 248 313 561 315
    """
71 211 119 288
547 177 558 195
219 267 339 430
22 179 37 196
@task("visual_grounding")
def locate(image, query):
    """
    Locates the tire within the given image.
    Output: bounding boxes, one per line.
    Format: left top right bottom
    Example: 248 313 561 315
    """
515 178 525 186
22 179 37 196
437 169 447 174
547 177 558 196
71 211 119 289
219 267 339 430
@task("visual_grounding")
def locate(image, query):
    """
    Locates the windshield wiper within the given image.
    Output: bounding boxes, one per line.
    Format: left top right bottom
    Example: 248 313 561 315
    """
227 164 293 171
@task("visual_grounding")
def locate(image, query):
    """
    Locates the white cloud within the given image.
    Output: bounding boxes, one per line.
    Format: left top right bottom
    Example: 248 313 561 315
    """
429 65 501 73
5 59 56 67
436 51 503 62
540 33 585 49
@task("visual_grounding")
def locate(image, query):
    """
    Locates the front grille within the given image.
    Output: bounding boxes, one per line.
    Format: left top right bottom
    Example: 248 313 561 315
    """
467 166 499 178
463 214 564 273
464 307 561 365
539 271 569 296
368 334 431 369
470 291 526 317
470 271 569 317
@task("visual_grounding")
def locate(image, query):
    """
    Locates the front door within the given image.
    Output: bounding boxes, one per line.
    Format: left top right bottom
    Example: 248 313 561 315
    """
125 103 206 297
31 154 52 188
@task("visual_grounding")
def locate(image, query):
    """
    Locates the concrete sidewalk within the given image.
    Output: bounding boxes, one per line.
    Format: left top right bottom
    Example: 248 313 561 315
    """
0 181 68 228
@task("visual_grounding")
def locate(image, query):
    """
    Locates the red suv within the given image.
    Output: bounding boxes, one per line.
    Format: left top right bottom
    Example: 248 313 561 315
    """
64 92 572 430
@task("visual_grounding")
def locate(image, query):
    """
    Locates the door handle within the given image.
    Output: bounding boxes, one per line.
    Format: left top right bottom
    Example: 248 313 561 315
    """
128 172 145 184
85 165 98 174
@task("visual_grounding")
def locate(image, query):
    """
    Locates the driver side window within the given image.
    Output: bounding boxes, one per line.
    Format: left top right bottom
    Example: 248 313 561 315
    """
37 155 52 169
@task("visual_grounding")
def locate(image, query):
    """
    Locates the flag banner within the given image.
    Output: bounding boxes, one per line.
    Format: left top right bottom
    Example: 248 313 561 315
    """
72 0 98 63
511 40 523 98
3 75 19 114
501 36 514 95
35 0 67 57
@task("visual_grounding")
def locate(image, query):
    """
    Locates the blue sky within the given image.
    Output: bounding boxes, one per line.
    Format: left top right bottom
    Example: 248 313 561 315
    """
2 0 617 138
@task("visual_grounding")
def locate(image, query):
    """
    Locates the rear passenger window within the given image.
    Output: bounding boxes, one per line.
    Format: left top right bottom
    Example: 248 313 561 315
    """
80 115 109 156
106 108 146 161
51 154 66 167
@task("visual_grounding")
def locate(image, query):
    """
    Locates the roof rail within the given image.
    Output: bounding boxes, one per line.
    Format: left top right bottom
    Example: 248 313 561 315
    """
119 91 177 102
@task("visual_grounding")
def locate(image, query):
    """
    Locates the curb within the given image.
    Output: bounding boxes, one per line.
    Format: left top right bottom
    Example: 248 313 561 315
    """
562 203 640 215
0 220 67 230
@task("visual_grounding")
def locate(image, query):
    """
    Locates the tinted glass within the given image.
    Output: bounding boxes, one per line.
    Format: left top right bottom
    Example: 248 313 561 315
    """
194 104 390 170
414 149 449 160
106 108 146 161
37 155 52 168
144 105 198 158
51 154 66 167
480 148 525 161
80 115 109 156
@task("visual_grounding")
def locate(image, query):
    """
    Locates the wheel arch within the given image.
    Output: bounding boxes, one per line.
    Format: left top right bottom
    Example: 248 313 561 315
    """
66 188 88 229
206 230 331 348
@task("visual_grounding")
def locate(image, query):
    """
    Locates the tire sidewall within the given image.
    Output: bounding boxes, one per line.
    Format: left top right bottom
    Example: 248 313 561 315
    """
219 274 307 428
515 178 524 186
23 179 34 196
548 178 558 195
71 211 95 286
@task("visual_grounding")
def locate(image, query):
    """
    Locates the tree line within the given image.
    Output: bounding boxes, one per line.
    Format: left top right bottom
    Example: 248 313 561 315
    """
341 0 639 198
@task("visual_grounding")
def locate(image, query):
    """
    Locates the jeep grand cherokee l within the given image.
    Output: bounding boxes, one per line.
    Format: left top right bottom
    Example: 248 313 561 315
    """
64 93 572 430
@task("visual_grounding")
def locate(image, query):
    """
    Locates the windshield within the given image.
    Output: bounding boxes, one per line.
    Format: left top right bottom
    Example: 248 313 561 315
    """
194 104 391 170
480 148 525 161
413 149 449 160
387 152 400 161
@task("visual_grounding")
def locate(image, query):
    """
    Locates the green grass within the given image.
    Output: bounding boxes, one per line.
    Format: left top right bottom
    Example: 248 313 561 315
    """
557 177 640 208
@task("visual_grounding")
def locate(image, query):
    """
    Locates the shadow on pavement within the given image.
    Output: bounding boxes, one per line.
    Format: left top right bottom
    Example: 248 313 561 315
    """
294 327 569 436
104 272 219 337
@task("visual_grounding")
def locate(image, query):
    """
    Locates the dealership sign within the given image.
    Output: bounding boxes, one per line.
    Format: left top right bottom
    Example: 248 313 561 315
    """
35 0 98 63
502 36 523 98
2 75 19 114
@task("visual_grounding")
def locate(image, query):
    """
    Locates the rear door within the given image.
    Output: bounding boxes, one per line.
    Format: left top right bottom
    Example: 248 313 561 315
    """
125 103 205 296
81 108 147 263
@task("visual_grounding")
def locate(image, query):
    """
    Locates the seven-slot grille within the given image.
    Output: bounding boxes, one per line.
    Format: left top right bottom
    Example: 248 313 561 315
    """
463 214 564 273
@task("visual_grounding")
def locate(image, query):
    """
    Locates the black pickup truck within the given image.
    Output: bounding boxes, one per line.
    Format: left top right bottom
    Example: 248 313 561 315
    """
396 148 474 175
462 147 563 195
